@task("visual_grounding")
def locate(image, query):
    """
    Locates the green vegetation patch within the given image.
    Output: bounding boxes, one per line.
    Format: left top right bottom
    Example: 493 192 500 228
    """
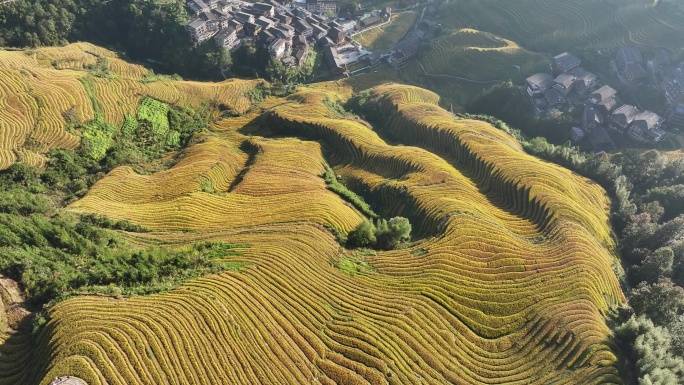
137 97 170 136
81 120 117 160
0 163 251 306
121 114 138 135
331 250 378 276
347 217 412 250
322 167 377 218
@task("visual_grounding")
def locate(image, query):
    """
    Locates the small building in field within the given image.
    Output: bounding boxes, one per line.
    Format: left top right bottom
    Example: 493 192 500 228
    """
616 46 643 68
357 16 382 30
389 37 419 68
623 62 648 83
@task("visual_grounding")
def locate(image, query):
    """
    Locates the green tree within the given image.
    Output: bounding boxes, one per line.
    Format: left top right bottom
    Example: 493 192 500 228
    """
630 278 684 326
375 217 412 250
615 316 684 384
347 220 377 248
632 247 674 284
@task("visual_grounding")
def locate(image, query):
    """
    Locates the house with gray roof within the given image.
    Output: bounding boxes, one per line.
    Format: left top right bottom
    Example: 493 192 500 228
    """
610 104 641 132
526 73 554 97
628 111 665 142
324 45 346 75
293 19 313 36
544 87 566 107
617 47 643 67
215 27 238 48
584 104 604 130
568 67 597 93
597 97 620 117
553 73 576 96
311 24 328 40
551 52 581 76
252 3 276 17
590 126 616 151
590 85 617 104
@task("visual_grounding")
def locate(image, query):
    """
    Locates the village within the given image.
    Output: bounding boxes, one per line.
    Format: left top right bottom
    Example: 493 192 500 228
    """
182 0 436 77
525 47 684 151
183 0 402 72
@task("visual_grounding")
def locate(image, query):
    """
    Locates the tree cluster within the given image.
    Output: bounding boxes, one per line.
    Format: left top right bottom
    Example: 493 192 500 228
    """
231 44 319 86
347 217 412 250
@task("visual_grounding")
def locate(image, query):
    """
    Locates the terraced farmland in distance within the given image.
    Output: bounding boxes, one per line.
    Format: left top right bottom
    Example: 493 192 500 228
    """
354 13 417 52
0 43 256 170
439 0 684 53
395 29 548 106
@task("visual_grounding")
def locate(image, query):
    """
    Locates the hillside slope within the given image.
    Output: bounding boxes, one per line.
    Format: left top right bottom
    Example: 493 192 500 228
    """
0 42 255 170
0 46 626 384
439 0 684 53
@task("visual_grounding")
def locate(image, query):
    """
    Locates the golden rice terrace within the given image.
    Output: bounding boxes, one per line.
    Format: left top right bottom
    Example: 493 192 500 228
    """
0 45 625 384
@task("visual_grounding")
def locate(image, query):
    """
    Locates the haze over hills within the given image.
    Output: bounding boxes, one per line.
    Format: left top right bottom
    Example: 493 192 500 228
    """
0 43 629 384
347 0 684 108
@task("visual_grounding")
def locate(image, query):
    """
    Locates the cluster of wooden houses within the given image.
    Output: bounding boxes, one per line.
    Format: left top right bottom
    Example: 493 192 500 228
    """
525 52 598 109
526 52 666 149
183 0 335 68
183 0 394 70
580 85 665 149
648 48 684 132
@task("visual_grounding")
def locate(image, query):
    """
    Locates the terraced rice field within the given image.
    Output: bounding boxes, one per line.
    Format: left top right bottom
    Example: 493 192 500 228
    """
0 74 628 384
354 13 417 52
439 0 684 53
0 44 256 170
417 30 548 82
395 29 548 106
